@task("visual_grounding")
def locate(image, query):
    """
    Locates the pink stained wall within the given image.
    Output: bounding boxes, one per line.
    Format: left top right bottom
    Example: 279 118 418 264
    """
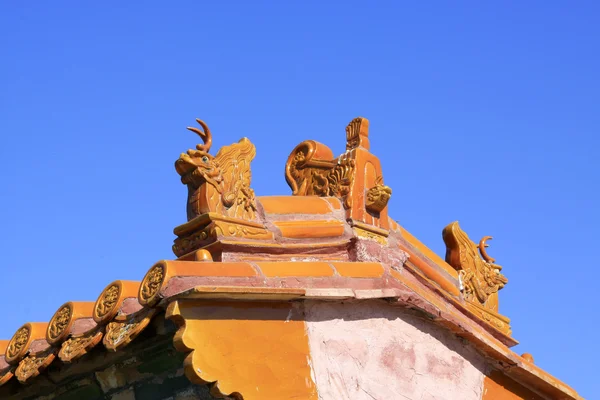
304 300 487 400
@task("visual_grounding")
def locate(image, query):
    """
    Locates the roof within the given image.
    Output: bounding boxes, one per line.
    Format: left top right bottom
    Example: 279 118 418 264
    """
0 116 582 400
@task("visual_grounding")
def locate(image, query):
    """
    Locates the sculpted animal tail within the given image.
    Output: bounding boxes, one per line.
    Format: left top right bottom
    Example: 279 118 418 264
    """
213 137 257 219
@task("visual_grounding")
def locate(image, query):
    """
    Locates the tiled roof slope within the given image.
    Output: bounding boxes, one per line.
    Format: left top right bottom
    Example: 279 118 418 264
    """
0 255 580 399
0 116 582 400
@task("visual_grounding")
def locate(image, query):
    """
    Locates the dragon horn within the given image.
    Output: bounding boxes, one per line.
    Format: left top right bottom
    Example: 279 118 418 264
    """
478 236 496 264
186 118 212 152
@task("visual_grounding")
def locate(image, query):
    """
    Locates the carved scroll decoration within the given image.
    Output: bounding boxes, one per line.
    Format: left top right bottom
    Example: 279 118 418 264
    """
172 218 270 257
285 117 391 232
103 309 157 351
345 116 370 150
175 119 258 222
284 117 374 199
6 326 29 363
94 284 120 320
47 304 72 343
14 350 56 383
313 158 355 200
58 330 104 363
443 221 508 312
139 264 165 306
285 140 354 200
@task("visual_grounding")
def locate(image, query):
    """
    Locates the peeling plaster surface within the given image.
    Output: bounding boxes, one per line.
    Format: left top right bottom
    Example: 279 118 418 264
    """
305 301 486 400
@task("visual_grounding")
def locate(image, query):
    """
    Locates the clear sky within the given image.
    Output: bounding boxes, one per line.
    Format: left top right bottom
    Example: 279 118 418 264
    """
1 2 598 397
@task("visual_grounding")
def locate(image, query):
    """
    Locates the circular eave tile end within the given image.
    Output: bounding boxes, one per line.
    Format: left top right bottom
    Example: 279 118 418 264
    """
138 261 167 307
93 281 123 324
93 280 141 324
5 323 34 365
46 302 74 346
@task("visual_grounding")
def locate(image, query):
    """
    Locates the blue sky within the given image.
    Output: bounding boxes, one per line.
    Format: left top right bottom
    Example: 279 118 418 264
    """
1 2 598 397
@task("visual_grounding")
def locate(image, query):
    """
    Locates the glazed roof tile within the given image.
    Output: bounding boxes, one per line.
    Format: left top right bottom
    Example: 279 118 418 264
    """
0 116 582 399
0 254 581 399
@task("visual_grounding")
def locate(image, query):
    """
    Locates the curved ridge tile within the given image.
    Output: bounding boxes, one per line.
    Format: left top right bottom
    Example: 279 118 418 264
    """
3 322 48 385
14 348 55 383
4 322 47 365
46 301 96 346
103 308 157 351
58 330 104 363
59 280 143 362
94 280 142 324
138 256 259 307
8 302 97 383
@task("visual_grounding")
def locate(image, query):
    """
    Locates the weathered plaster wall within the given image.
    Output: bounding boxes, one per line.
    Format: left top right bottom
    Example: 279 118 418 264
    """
304 300 487 400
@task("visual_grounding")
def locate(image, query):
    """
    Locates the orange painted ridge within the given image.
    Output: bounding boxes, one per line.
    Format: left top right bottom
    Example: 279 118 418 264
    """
389 268 450 313
397 242 460 297
159 260 259 278
255 262 335 277
259 195 338 215
274 220 345 238
399 226 458 279
332 262 385 278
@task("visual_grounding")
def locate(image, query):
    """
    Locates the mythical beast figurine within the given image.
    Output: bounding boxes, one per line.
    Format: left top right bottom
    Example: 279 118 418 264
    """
175 119 258 221
443 221 508 312
285 117 392 231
